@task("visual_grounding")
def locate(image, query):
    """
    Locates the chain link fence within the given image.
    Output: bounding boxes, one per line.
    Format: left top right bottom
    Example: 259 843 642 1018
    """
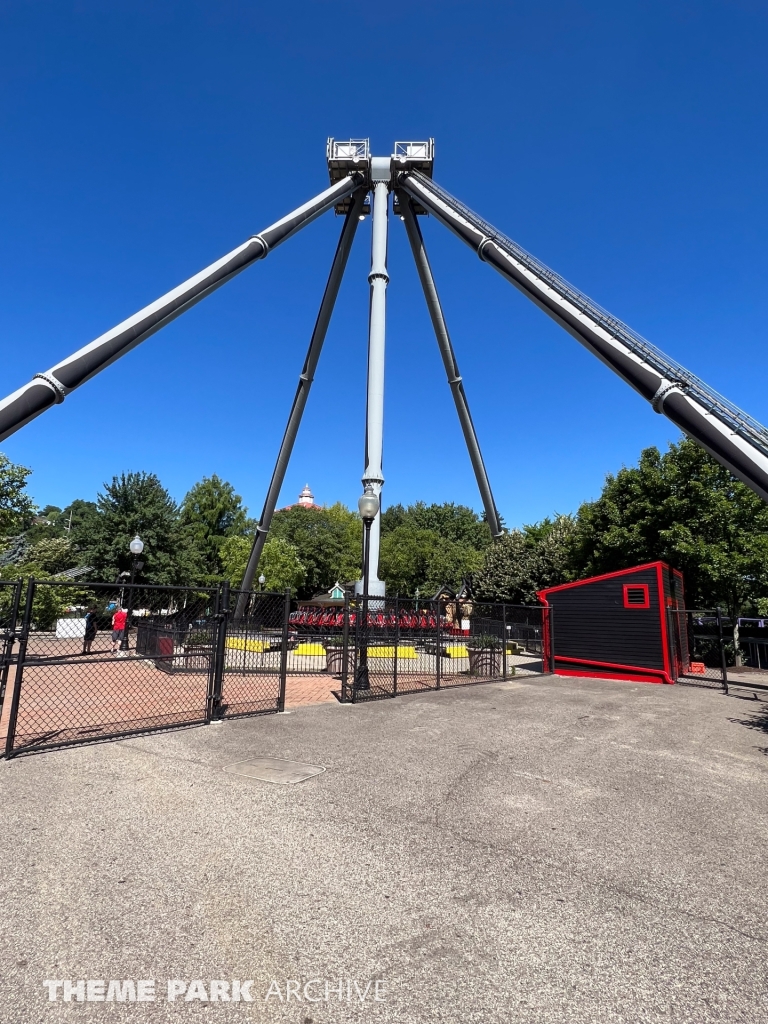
670 609 728 689
7 579 763 756
3 580 223 755
339 596 552 703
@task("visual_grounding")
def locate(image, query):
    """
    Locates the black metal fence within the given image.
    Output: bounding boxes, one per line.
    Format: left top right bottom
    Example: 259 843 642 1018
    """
9 579 766 755
339 596 552 703
669 608 728 689
3 580 224 756
0 579 23 716
1 581 553 756
668 608 768 695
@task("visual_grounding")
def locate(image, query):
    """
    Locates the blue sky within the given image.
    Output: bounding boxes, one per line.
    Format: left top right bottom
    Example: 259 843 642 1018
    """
1 0 766 528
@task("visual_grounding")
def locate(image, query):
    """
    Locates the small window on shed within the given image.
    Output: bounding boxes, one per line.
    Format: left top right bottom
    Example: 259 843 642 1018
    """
623 583 650 609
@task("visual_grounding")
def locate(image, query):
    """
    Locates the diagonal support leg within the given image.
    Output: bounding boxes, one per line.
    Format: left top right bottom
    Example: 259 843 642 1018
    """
236 190 365 614
399 194 503 539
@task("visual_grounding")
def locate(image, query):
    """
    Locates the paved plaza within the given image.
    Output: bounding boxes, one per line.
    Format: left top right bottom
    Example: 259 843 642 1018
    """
1 674 766 1022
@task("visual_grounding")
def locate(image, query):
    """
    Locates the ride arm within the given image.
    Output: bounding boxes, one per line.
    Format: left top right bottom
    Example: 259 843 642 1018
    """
398 169 768 505
399 193 502 538
0 172 363 443
236 189 365 612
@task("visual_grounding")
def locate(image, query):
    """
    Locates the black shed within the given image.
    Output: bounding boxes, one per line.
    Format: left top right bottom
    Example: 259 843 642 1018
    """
538 561 685 684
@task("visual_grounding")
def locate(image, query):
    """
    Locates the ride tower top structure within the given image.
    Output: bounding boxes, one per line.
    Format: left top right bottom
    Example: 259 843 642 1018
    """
326 139 440 599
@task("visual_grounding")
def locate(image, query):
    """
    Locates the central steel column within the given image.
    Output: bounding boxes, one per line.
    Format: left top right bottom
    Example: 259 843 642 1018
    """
357 157 390 598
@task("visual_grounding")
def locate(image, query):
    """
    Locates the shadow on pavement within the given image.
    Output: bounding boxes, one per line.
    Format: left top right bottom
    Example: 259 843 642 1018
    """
728 699 768 755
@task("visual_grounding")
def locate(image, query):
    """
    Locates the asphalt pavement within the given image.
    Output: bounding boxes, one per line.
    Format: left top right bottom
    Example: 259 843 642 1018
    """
1 674 766 1023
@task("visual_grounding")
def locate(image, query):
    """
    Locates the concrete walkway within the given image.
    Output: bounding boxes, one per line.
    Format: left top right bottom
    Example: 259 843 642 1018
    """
1 675 767 1022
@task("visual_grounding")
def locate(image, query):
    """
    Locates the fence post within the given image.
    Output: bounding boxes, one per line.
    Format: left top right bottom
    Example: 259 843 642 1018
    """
502 603 508 680
210 582 229 721
548 606 556 674
206 585 220 721
4 577 34 758
278 589 291 712
340 592 351 702
393 595 399 697
0 579 23 714
717 606 729 695
352 593 361 704
435 599 442 690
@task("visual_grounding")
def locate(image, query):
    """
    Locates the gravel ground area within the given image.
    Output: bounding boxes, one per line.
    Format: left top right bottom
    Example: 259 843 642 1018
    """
0 674 766 1023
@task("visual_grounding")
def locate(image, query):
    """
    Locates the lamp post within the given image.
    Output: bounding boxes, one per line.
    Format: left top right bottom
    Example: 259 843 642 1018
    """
355 484 380 692
258 573 266 592
120 535 144 652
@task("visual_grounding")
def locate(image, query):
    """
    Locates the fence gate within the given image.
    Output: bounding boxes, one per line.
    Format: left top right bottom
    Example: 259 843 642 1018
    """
4 580 222 757
668 608 727 689
216 588 287 718
0 578 23 716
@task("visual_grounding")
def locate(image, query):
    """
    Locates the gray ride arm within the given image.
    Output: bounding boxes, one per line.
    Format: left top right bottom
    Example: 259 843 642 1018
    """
0 172 363 442
398 169 768 505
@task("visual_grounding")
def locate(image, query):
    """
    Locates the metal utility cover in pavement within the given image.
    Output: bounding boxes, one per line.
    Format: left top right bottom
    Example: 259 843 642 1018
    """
223 757 325 785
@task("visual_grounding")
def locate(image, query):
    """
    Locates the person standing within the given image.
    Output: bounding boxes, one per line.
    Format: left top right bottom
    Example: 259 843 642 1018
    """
111 605 128 653
82 606 98 654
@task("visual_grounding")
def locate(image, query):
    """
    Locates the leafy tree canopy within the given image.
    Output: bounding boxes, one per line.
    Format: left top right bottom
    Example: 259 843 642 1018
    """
219 535 306 595
83 471 201 586
179 475 252 576
380 525 483 596
0 453 36 536
382 502 491 550
571 438 768 614
269 503 361 599
473 515 577 603
20 538 79 576
62 500 101 552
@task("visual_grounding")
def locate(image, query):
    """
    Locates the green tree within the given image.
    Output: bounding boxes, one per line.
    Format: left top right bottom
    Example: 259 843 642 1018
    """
29 576 66 630
473 515 576 603
571 438 768 614
22 537 79 575
382 502 491 549
219 535 250 586
0 452 36 536
219 534 306 594
59 499 101 549
380 524 484 596
179 475 251 576
269 503 361 598
83 472 199 585
260 537 306 594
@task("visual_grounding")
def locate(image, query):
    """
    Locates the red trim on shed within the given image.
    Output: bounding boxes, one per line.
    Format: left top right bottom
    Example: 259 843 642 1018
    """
538 560 681 685
657 563 673 681
537 560 673 602
557 667 667 685
555 654 671 683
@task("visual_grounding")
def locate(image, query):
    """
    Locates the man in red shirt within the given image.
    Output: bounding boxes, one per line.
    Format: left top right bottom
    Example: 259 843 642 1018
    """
112 606 128 653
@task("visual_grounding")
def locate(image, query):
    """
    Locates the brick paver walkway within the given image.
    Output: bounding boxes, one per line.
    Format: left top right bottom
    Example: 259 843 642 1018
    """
283 673 339 708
